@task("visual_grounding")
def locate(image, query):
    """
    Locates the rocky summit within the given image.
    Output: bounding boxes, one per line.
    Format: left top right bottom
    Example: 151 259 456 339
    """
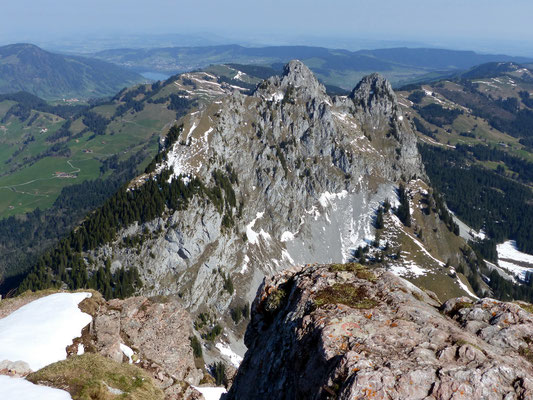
226 263 533 400
90 60 424 313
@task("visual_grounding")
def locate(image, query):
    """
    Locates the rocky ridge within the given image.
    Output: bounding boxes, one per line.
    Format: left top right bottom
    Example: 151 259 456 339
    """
226 263 533 399
90 60 425 311
70 60 480 370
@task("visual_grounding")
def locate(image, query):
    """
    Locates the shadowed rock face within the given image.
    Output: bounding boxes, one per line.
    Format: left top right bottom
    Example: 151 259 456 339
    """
225 263 533 400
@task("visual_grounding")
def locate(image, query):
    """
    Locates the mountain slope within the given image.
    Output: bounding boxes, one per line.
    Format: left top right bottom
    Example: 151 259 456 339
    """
0 44 145 99
16 61 482 343
397 62 533 303
0 70 248 289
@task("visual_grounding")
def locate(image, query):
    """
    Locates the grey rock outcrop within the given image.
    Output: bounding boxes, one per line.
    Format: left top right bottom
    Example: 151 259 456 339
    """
225 263 533 399
254 59 327 102
88 60 425 318
79 294 204 399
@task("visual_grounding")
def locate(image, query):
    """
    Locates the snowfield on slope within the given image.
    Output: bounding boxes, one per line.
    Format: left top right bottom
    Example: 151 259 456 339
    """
0 292 92 371
193 386 227 400
497 240 533 280
0 375 72 400
215 342 243 368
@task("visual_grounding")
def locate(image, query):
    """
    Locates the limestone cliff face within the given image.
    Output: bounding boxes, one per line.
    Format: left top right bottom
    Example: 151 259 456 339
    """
89 60 425 316
226 263 533 400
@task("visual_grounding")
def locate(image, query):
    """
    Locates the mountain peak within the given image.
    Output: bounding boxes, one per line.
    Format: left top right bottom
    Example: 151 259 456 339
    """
254 59 326 101
348 72 398 116
281 59 317 86
350 72 395 101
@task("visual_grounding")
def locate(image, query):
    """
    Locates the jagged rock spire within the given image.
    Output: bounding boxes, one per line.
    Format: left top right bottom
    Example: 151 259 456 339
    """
254 59 327 102
350 73 397 111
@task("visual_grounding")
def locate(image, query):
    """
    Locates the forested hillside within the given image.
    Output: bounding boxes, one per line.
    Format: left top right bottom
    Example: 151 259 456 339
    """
0 43 144 99
0 68 250 292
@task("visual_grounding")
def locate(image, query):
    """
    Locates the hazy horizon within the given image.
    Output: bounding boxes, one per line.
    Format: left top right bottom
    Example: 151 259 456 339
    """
1 0 533 56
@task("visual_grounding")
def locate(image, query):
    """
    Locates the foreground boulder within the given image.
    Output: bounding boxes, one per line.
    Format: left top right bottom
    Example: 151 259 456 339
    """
76 294 204 399
225 263 533 399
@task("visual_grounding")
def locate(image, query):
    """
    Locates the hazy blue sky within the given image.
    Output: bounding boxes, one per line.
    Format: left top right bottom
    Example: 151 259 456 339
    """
2 0 532 54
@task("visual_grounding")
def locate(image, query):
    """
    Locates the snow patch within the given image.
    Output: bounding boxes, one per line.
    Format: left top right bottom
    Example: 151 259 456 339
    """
499 260 531 281
0 292 92 371
280 231 296 242
389 260 428 277
120 343 134 364
246 212 271 245
202 127 214 144
0 375 72 400
319 190 348 208
498 241 533 264
265 91 284 102
240 254 250 274
193 386 226 400
403 227 445 267
215 342 243 368
456 278 479 299
282 249 295 265
496 241 533 280
234 71 246 80
77 343 84 355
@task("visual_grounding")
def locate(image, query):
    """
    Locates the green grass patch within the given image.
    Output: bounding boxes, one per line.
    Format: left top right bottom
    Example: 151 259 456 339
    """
27 353 164 400
328 262 377 281
314 283 377 309
265 288 287 314
0 157 101 218
519 347 533 364
517 302 533 314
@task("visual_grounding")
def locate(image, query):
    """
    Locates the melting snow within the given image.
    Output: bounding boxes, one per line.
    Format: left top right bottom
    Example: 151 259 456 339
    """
215 342 243 368
319 190 348 208
0 292 92 371
405 230 446 267
0 375 72 400
246 212 271 245
202 127 214 144
240 254 250 274
265 92 284 102
193 386 226 400
388 261 428 277
498 241 533 264
282 249 295 265
456 278 479 299
120 343 134 364
234 71 246 80
497 240 533 280
280 231 296 242
185 121 198 140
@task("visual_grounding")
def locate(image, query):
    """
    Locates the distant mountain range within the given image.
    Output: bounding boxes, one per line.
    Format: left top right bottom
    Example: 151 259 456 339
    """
2 43 531 100
0 44 145 100
92 45 533 88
